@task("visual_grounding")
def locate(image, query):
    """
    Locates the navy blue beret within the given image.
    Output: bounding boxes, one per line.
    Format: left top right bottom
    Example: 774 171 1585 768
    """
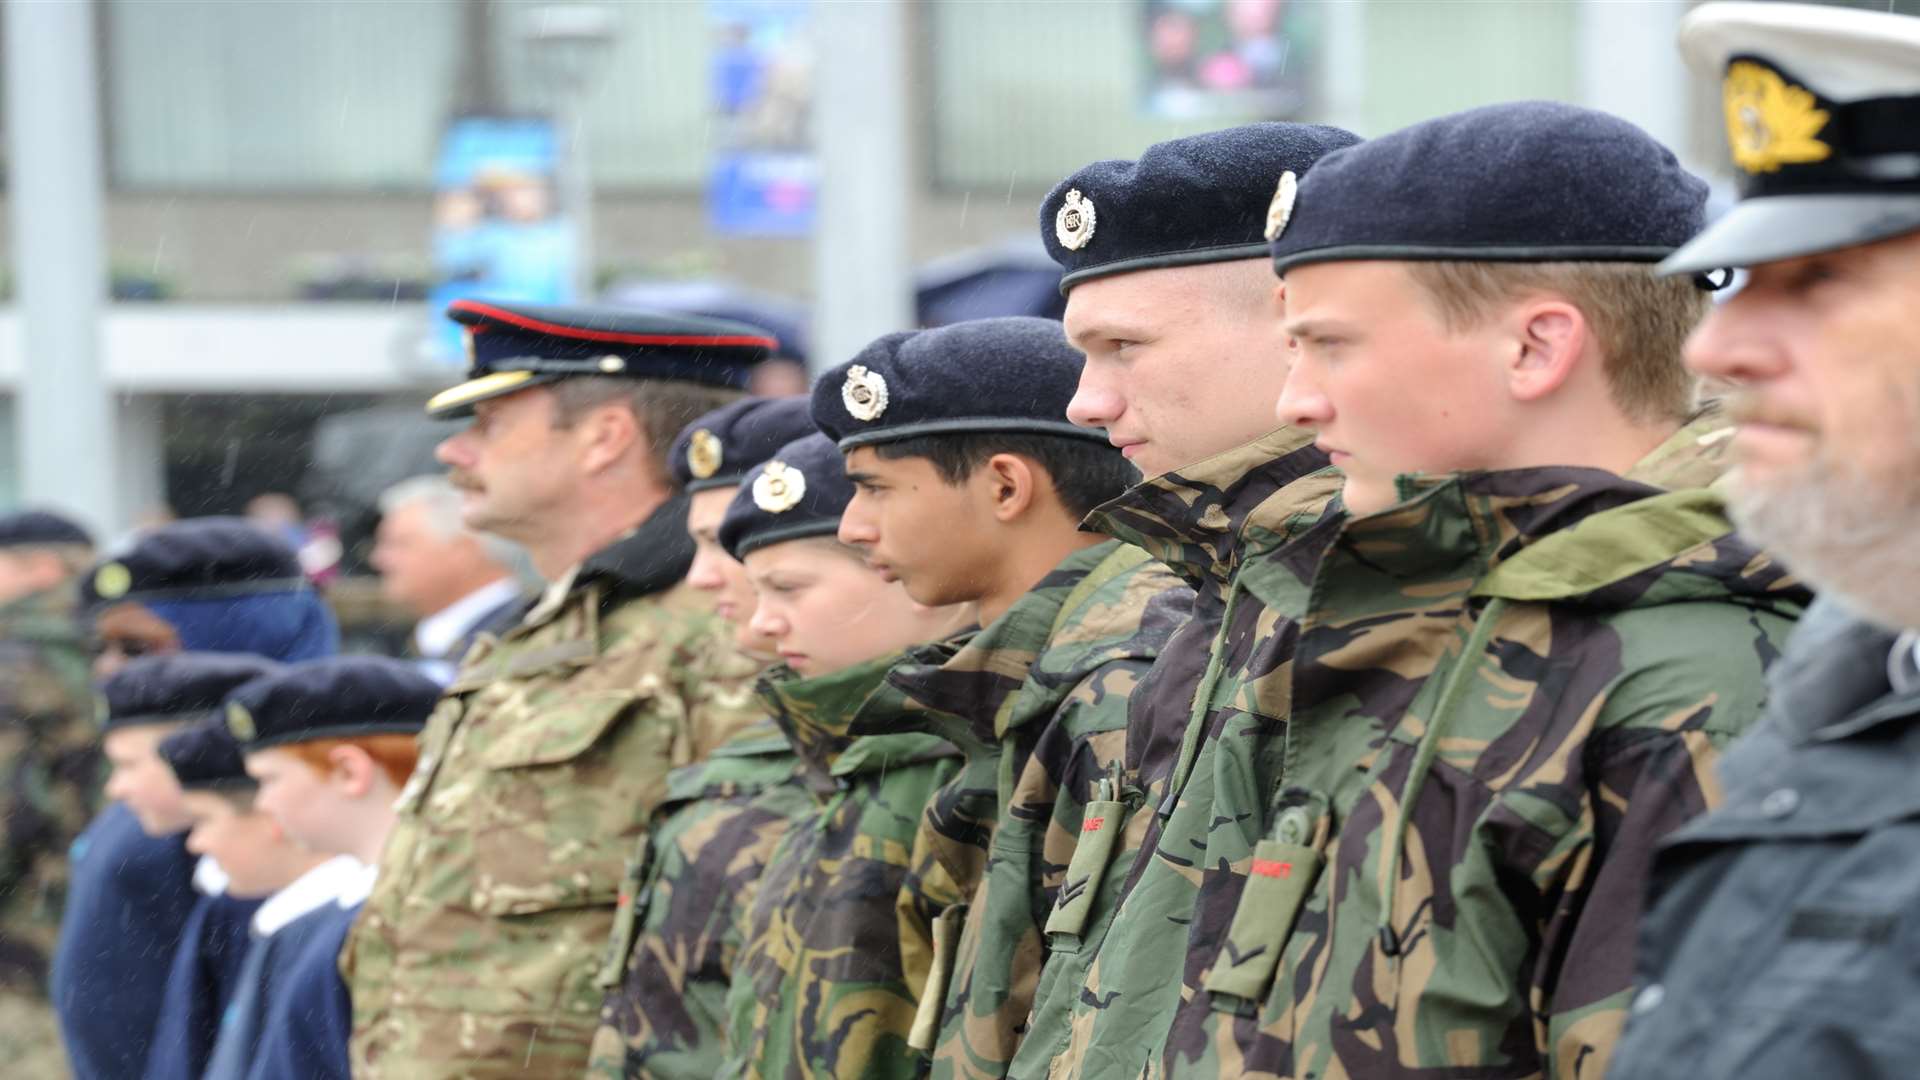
668 397 817 493
1270 101 1709 276
100 652 284 733
79 518 305 611
426 299 777 419
718 434 854 561
1041 122 1363 292
159 717 253 790
809 317 1105 451
0 510 92 550
222 656 440 752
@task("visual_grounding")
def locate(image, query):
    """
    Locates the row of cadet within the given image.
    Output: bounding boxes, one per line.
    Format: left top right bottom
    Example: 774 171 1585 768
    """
3 3 1914 1076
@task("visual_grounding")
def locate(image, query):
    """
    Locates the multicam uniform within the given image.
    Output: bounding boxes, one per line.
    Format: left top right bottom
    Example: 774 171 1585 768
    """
880 540 1191 1078
586 720 809 1080
722 651 962 1080
1017 414 1808 1079
343 504 761 1079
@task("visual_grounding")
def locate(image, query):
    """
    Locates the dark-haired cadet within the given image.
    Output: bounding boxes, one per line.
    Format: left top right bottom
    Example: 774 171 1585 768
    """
157 716 362 1080
809 316 1193 1074
717 433 973 1079
226 657 440 1080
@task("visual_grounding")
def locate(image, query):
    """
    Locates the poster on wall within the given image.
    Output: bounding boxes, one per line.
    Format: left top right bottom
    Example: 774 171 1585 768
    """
428 116 576 365
1143 0 1317 119
708 0 817 236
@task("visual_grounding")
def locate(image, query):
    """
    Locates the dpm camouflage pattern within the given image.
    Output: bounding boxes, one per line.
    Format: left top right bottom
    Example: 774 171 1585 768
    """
1016 426 1339 1075
1022 415 1810 1080
875 539 1191 1078
723 651 962 1080
586 719 810 1080
344 510 763 1080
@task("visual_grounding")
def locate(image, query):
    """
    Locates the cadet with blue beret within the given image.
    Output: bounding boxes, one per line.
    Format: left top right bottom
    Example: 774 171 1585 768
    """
1610 7 1920 1078
344 300 773 1078
710 432 971 1080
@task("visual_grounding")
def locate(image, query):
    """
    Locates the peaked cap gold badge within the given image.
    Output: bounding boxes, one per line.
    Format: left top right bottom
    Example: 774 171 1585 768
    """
753 461 806 513
1055 188 1097 251
841 364 889 422
1724 60 1832 175
1264 171 1299 242
94 562 132 601
226 702 256 743
687 428 724 479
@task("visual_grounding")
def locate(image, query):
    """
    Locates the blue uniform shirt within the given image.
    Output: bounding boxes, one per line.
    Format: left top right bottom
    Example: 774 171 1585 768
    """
144 879 265 1080
246 900 360 1080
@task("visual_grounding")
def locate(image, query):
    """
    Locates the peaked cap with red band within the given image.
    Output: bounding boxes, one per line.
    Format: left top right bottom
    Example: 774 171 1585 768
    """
426 298 780 419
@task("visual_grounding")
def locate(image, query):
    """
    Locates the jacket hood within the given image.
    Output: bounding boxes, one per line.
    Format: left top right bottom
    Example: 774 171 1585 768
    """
757 651 957 780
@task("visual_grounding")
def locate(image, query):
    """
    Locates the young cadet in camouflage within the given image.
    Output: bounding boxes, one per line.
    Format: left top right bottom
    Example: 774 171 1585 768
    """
714 433 973 1080
0 512 96 1069
1025 103 1810 1079
587 397 816 1080
342 301 772 1079
805 317 1191 1076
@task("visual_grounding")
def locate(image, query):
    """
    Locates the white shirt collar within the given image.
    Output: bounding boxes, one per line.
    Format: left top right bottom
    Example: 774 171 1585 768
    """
252 855 364 936
193 855 229 897
412 578 522 660
336 862 379 909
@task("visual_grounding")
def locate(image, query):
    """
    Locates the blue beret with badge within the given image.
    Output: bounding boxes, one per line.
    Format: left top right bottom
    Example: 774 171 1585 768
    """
717 434 854 561
158 717 254 791
425 298 780 419
668 396 818 493
221 656 441 752
1270 101 1708 277
1040 122 1362 293
0 510 92 550
809 316 1106 451
1660 2 1920 274
99 652 284 733
79 517 305 612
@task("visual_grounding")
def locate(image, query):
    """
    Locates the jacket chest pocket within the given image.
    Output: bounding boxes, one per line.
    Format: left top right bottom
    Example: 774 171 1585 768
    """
469 690 665 916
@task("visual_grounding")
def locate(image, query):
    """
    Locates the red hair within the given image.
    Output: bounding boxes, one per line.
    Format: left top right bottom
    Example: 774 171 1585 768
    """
281 735 419 789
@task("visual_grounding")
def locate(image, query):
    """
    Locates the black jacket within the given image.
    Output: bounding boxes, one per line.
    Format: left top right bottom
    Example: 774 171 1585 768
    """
1610 596 1920 1080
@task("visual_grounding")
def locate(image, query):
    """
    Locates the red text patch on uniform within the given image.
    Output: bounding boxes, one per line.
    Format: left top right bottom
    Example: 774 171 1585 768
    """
1251 859 1293 879
1083 817 1107 832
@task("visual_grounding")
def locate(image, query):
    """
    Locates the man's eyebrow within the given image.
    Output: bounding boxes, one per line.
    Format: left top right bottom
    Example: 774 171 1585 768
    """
691 526 719 542
1283 317 1353 339
1067 315 1155 347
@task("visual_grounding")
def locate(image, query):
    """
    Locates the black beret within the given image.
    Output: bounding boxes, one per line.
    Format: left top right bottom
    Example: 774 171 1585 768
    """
1041 122 1363 292
668 397 817 493
158 717 253 791
79 518 305 611
425 299 776 419
718 434 854 561
1270 101 1708 276
0 510 92 550
100 652 285 733
810 317 1106 451
222 656 440 751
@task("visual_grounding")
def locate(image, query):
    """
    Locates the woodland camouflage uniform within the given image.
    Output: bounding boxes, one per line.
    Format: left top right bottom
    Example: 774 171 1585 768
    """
343 503 762 1079
1016 411 1809 1079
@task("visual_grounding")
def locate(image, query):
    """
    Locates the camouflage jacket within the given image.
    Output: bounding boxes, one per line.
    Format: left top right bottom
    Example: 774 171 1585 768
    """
343 499 762 1080
0 583 98 992
1020 415 1810 1080
722 652 962 1080
587 719 810 1080
879 540 1192 1078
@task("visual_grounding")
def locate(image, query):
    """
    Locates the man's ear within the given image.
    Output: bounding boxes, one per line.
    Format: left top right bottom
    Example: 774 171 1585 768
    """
573 401 645 475
1506 298 1587 404
979 453 1040 524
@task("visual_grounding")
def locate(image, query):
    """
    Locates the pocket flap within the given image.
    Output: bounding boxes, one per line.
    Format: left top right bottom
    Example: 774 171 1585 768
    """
481 691 640 769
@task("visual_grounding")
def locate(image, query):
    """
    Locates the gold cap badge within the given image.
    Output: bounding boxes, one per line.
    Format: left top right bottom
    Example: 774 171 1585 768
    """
1264 171 1299 242
841 365 890 422
687 428 724 479
93 562 132 601
1055 189 1097 251
753 461 807 514
1724 60 1831 175
225 702 256 743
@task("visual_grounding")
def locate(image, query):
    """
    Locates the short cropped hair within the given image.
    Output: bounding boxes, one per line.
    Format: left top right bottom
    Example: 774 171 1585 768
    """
1404 261 1707 423
282 733 421 789
872 433 1138 519
549 377 745 484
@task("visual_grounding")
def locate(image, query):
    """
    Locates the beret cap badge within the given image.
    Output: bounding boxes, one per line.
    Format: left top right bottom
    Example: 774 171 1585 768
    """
841 365 890 422
1054 189 1097 251
752 461 807 514
1724 60 1831 175
1264 171 1299 242
93 562 132 601
687 428 724 480
225 702 256 743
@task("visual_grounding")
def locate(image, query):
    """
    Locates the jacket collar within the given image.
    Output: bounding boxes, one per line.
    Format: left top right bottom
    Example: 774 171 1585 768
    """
758 651 957 779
